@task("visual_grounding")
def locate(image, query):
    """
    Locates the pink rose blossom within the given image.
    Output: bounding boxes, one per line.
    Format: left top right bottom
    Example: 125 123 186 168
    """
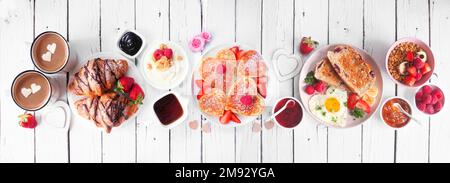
189 36 205 52
199 31 212 42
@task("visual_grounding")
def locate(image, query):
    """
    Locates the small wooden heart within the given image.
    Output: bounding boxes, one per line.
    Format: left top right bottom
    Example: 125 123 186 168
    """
272 49 303 81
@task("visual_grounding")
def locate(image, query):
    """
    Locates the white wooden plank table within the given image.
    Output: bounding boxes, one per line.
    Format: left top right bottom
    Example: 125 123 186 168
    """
1 0 449 163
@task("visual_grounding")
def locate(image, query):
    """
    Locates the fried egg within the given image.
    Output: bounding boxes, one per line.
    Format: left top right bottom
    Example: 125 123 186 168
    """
308 87 348 127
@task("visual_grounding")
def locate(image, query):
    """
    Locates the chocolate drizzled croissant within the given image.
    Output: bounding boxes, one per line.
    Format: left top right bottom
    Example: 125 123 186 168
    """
74 93 138 133
69 58 128 96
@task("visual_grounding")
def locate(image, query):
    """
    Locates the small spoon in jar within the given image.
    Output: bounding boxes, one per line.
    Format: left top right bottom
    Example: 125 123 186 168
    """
270 100 296 120
393 103 422 126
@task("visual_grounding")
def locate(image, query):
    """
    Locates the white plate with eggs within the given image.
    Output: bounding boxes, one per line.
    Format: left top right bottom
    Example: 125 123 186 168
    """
298 44 383 128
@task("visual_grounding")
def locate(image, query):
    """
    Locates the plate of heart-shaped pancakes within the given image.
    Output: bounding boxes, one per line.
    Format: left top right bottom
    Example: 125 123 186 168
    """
192 43 273 127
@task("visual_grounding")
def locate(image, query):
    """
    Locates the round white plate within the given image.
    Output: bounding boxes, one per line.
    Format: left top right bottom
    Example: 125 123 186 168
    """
298 44 383 128
192 43 273 128
139 41 189 90
67 52 146 131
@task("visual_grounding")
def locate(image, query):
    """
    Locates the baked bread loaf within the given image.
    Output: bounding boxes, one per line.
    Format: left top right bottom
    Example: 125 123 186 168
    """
327 45 375 96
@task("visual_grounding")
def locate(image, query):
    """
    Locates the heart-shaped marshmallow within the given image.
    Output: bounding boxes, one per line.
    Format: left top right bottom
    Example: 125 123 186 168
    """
30 83 41 94
21 88 32 98
47 43 57 54
42 51 52 62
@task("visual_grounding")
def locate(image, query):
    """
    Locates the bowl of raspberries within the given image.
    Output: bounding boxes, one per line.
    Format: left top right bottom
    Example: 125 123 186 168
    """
415 84 445 115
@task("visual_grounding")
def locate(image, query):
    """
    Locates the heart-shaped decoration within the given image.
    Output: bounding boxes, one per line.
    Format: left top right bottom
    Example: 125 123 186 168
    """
272 49 303 81
41 51 52 62
30 83 41 94
47 43 57 54
21 88 32 98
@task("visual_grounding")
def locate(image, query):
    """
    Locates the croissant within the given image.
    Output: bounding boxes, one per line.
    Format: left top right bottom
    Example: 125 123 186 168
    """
74 93 139 133
69 58 128 96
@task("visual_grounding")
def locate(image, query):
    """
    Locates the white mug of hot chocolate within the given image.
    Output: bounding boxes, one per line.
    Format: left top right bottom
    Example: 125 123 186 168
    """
11 70 61 111
31 31 77 74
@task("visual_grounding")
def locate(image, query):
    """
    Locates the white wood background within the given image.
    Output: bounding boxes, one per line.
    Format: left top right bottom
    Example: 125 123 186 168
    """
1 0 449 163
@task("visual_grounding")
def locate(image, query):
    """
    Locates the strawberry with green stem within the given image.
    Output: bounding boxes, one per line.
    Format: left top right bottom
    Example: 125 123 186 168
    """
18 113 37 129
129 83 145 105
299 37 319 55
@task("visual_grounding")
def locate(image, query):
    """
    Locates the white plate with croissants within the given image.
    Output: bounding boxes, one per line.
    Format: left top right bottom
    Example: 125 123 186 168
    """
67 52 147 133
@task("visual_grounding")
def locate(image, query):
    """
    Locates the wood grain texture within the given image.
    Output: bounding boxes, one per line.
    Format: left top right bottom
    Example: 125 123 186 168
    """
169 0 202 163
396 0 430 163
362 0 396 163
1 0 450 163
429 0 450 163
0 0 35 163
235 0 262 163
68 0 102 163
328 0 364 163
100 0 136 163
135 0 170 163
34 0 69 163
261 0 294 163
201 0 236 163
293 0 328 163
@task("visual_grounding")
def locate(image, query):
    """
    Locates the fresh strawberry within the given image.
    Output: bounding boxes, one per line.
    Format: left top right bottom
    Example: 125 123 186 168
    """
197 89 204 100
406 66 417 77
115 76 135 93
257 76 268 85
195 79 204 88
257 83 267 98
219 110 233 124
405 51 415 62
299 37 319 55
18 113 37 129
420 63 432 74
404 75 416 86
129 83 145 105
229 46 243 60
153 49 163 61
313 81 326 93
414 58 425 69
305 85 315 95
347 93 360 110
415 72 423 81
163 48 173 59
355 99 371 114
229 112 241 124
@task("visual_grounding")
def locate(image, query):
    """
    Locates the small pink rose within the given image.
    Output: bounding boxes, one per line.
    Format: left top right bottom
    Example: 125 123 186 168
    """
189 36 205 52
199 31 212 42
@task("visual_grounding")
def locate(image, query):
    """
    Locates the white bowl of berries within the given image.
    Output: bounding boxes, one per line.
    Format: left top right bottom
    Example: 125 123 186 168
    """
414 84 445 116
386 37 435 87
